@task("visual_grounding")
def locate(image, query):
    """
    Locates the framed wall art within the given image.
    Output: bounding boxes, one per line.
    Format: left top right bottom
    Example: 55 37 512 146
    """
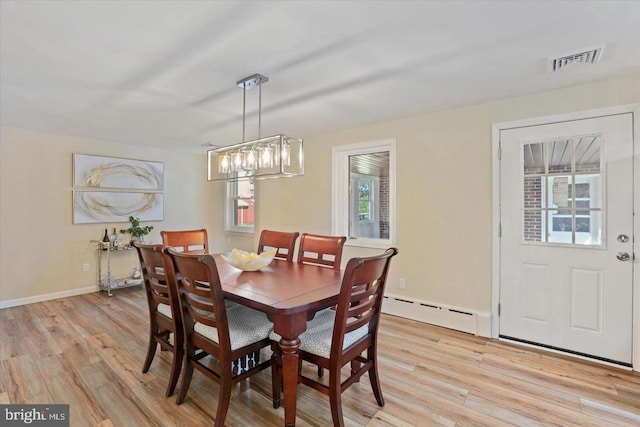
73 154 163 190
73 191 164 224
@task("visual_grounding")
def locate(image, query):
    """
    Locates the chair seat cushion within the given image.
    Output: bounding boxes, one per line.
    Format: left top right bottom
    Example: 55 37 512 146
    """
271 309 368 359
157 303 172 319
194 305 273 350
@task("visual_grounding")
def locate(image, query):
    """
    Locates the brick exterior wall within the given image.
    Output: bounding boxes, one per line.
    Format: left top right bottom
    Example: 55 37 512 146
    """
379 177 390 239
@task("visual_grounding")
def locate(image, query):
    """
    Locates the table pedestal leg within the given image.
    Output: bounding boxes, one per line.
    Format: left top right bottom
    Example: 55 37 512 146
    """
279 336 300 427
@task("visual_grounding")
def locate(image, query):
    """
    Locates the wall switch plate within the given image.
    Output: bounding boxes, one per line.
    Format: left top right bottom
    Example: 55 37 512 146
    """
399 278 406 290
82 263 90 272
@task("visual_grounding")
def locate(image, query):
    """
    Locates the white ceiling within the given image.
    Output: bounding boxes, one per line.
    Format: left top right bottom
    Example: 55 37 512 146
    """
1 1 639 151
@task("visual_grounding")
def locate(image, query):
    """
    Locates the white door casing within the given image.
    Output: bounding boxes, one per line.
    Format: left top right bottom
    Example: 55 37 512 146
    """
495 110 636 366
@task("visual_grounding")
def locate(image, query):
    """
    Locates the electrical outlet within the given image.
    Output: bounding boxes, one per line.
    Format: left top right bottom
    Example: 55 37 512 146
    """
398 278 406 290
82 263 90 272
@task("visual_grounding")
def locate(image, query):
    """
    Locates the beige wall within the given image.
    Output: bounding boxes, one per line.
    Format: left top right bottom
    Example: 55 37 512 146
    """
2 73 639 313
0 128 213 305
236 73 640 313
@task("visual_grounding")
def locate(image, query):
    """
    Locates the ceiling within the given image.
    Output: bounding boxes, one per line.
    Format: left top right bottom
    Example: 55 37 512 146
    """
1 1 639 151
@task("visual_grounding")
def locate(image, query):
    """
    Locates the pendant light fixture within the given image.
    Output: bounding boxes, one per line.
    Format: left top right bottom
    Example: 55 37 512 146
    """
207 73 304 181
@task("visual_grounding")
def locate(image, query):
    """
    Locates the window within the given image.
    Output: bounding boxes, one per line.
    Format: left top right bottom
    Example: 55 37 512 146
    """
332 138 396 249
521 135 602 246
356 175 374 222
225 171 254 233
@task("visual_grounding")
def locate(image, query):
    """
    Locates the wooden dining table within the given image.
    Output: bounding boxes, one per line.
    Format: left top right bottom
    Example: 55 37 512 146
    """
212 254 343 426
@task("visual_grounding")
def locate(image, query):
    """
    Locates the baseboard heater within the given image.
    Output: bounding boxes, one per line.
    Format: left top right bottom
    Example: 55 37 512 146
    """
382 295 480 335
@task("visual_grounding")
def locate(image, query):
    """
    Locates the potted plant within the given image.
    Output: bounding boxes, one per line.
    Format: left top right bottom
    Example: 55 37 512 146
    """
120 216 153 243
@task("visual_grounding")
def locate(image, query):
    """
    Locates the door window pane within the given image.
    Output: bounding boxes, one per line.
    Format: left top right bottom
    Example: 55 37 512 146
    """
575 136 601 173
523 142 545 175
523 210 543 242
548 175 571 208
548 139 572 173
575 209 602 245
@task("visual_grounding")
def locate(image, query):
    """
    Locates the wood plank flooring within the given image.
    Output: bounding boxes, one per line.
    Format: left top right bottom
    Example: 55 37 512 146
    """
1 287 639 426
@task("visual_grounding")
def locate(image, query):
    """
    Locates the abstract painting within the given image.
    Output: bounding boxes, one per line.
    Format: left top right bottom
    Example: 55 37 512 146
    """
72 154 164 224
73 154 163 190
73 191 164 224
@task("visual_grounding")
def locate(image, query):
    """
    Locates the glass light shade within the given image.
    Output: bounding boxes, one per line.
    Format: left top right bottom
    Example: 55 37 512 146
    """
280 140 291 167
243 147 257 170
231 151 243 172
218 152 230 174
259 144 274 168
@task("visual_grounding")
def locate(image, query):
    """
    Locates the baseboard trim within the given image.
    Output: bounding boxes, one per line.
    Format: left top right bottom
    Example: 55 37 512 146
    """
382 294 492 337
0 286 98 309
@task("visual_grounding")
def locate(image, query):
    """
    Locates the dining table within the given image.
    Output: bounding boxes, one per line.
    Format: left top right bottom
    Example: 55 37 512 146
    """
212 254 344 427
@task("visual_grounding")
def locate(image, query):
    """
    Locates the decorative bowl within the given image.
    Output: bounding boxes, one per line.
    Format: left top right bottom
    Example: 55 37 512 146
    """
221 248 276 271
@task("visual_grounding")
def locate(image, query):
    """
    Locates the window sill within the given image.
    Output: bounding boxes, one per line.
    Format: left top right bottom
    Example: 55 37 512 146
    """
345 237 395 250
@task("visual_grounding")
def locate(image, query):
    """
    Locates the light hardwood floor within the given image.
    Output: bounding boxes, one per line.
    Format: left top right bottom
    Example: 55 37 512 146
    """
1 287 639 426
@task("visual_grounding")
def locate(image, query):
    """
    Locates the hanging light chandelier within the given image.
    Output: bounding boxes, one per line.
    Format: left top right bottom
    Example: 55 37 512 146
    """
207 73 304 182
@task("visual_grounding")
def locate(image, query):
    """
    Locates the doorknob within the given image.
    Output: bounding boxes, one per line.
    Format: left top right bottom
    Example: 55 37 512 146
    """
617 234 630 243
616 252 630 261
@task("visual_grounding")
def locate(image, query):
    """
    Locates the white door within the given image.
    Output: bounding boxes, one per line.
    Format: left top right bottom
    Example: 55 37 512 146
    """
500 113 634 366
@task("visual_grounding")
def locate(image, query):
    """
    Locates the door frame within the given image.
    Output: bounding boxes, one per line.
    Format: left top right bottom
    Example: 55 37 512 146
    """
492 104 640 371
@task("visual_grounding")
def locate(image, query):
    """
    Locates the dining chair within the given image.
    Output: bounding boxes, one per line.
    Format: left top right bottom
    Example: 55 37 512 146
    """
163 247 273 427
271 247 399 427
257 229 300 262
295 232 347 376
297 233 347 270
132 241 183 397
161 229 208 254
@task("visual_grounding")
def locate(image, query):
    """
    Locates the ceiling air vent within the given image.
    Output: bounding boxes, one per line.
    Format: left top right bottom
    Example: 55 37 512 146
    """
548 44 605 72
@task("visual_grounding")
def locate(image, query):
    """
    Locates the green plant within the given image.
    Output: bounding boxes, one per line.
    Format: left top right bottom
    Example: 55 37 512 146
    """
120 216 153 239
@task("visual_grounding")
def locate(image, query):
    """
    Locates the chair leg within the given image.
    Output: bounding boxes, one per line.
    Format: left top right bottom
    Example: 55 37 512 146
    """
367 350 384 406
329 369 345 427
142 328 158 373
165 335 184 397
214 372 233 427
271 351 282 408
175 358 194 405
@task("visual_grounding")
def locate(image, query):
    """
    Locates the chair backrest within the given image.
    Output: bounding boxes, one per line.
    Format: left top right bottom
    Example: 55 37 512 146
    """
132 241 181 324
297 233 347 270
161 229 209 254
257 230 300 262
162 248 231 351
331 247 399 358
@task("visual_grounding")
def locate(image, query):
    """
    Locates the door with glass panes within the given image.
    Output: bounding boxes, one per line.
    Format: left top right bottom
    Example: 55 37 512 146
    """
499 113 633 365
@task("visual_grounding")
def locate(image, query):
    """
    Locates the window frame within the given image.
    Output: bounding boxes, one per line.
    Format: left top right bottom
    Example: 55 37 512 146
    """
332 138 396 249
225 175 255 234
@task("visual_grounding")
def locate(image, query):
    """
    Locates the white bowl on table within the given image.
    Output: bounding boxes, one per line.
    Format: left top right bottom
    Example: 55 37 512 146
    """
221 248 276 271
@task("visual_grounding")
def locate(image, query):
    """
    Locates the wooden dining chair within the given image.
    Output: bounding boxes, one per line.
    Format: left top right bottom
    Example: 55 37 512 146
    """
271 247 399 427
161 229 209 254
297 233 347 270
132 241 183 397
163 248 273 426
296 232 347 376
257 229 300 262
